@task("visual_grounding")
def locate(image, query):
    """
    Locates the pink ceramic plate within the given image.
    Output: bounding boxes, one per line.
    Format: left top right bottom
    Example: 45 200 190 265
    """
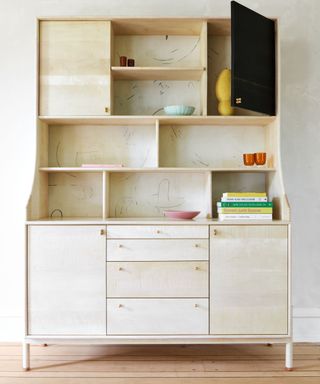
163 210 200 220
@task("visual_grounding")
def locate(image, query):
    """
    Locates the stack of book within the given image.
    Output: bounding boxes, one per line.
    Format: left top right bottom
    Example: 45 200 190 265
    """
217 192 273 220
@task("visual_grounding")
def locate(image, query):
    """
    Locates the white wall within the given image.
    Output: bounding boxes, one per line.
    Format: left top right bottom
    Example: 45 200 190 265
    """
0 0 319 341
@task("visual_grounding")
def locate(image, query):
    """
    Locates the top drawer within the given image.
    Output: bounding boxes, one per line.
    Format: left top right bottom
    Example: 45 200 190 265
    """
107 225 208 239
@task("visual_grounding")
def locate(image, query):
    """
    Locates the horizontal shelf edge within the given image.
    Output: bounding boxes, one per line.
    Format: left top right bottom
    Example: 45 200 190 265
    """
111 66 205 80
39 167 276 173
38 115 276 126
26 217 290 225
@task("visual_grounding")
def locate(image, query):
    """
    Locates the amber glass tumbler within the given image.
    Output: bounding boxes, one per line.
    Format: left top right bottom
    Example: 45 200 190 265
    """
243 153 255 166
254 152 267 165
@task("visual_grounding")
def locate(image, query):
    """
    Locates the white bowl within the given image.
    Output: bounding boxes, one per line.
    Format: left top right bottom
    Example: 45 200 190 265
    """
164 105 195 116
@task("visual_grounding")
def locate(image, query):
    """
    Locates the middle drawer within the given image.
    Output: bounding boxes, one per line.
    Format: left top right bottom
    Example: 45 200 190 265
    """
107 239 208 261
107 261 208 297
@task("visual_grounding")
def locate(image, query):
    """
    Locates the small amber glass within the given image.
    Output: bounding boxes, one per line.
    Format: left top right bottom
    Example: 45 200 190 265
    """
254 152 267 165
243 153 255 166
120 56 127 66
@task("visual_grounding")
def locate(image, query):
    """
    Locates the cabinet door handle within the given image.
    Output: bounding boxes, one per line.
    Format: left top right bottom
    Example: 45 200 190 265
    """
194 303 199 308
118 244 123 248
118 304 123 308
213 229 217 236
118 267 123 271
194 243 200 248
156 230 161 234
195 266 200 271
100 229 106 236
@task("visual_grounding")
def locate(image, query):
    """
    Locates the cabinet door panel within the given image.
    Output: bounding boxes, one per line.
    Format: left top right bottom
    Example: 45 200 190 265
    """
210 225 288 335
107 261 208 297
39 21 111 116
28 225 106 335
231 1 275 115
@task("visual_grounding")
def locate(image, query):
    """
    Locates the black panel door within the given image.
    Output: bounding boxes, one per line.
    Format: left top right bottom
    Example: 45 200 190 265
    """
231 1 275 115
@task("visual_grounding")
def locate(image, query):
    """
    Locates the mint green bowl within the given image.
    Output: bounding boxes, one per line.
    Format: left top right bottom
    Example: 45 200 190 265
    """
164 105 195 116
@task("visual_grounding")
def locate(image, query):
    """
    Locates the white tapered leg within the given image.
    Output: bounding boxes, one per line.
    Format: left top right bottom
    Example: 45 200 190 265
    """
22 342 30 371
285 342 293 371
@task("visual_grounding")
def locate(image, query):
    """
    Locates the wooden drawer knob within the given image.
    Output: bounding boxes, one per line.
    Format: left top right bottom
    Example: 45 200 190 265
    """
195 244 200 248
195 266 200 270
100 229 106 236
194 304 199 308
118 304 123 308
118 244 123 248
156 230 161 234
118 267 123 271
213 229 217 236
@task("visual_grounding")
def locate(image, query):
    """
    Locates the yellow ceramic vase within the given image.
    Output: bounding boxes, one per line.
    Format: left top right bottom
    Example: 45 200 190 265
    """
215 68 234 116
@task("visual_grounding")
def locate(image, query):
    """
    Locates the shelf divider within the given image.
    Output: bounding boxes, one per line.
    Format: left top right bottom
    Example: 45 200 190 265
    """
200 21 208 116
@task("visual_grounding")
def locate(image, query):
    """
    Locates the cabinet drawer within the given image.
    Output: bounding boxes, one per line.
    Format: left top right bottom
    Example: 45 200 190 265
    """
107 261 208 297
107 299 209 335
107 225 208 239
107 239 208 261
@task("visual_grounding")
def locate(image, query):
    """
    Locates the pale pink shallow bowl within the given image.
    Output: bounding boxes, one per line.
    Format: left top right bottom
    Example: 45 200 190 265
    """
163 210 200 220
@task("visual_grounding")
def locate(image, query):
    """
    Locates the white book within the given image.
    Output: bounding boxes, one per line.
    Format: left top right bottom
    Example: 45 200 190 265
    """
218 214 273 221
221 197 268 202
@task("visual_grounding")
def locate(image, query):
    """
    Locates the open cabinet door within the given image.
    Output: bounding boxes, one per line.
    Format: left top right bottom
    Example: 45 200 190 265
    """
231 1 275 115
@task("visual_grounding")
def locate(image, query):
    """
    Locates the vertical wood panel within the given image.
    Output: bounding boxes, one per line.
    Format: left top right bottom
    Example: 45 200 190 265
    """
210 225 288 335
39 21 111 116
28 225 106 335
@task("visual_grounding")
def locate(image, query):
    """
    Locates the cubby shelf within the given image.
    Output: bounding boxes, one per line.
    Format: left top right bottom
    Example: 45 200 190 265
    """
111 66 205 81
26 217 290 225
39 115 276 126
39 167 276 173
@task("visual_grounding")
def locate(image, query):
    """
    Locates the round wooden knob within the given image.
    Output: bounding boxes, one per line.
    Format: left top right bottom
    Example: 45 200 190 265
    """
118 244 123 248
194 304 199 308
118 304 123 308
213 229 217 236
195 266 200 270
156 230 161 234
195 244 199 248
118 267 123 271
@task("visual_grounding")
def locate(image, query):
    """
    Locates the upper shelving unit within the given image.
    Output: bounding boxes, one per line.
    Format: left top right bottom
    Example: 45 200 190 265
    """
28 15 289 223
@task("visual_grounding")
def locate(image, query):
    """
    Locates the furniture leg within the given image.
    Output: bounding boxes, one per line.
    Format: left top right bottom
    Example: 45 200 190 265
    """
285 341 293 371
22 342 30 371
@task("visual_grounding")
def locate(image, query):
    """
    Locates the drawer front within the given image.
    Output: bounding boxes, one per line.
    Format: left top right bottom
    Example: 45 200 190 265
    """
107 261 208 297
107 299 209 335
107 225 208 239
107 239 208 261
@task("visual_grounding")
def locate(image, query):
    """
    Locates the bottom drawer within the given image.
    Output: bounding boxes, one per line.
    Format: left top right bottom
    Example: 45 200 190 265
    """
107 299 208 335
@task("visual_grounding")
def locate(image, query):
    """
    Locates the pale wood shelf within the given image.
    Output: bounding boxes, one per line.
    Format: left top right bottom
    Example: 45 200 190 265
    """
39 167 276 173
26 217 290 225
112 66 205 81
39 115 276 126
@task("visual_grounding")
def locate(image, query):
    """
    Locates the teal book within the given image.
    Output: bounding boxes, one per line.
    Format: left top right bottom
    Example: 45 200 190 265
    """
217 202 273 207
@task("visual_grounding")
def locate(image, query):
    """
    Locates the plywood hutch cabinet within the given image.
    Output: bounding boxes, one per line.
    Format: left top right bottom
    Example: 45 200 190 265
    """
24 2 292 371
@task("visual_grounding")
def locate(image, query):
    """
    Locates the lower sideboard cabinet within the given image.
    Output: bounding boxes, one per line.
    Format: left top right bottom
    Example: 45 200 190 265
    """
27 223 289 337
27 225 107 335
209 225 289 335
